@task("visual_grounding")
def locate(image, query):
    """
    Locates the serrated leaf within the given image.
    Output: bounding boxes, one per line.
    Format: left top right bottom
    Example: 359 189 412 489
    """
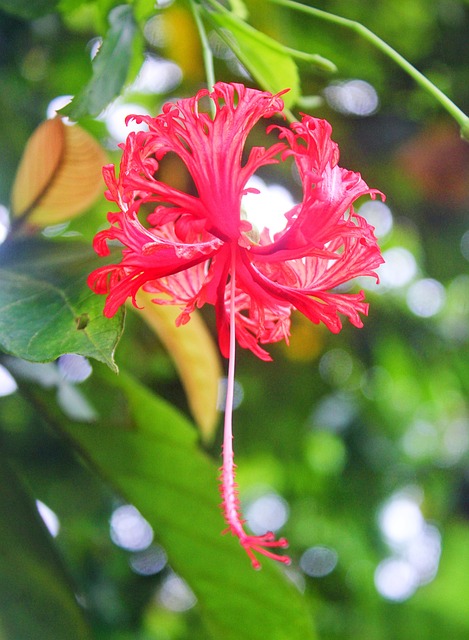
57 369 316 640
60 5 137 120
0 0 57 18
0 453 92 640
134 291 222 443
0 239 123 371
11 118 107 226
206 9 300 107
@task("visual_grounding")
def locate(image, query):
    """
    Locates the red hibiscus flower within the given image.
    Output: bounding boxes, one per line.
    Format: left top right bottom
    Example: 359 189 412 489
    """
89 82 384 568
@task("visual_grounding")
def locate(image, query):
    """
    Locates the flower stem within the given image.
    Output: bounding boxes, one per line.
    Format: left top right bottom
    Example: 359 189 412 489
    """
221 246 291 569
269 0 469 140
221 250 240 534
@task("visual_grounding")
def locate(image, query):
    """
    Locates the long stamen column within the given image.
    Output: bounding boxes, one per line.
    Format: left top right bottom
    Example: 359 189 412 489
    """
220 246 291 569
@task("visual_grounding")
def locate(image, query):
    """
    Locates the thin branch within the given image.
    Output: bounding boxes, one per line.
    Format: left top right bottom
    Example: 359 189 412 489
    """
269 0 469 139
190 0 216 116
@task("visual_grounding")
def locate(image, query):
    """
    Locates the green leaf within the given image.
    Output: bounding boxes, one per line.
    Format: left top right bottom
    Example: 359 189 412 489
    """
0 0 58 19
205 8 300 108
59 368 316 640
60 5 137 119
0 238 123 371
0 453 92 640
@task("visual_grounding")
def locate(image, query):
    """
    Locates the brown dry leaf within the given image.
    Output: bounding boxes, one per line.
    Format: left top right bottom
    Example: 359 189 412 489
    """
134 291 222 443
11 117 107 226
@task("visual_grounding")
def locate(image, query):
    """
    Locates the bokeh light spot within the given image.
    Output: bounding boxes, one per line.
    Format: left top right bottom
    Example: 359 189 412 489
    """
300 546 338 577
103 102 149 143
129 56 182 94
406 524 441 584
377 489 441 598
0 205 10 244
358 200 393 238
406 278 446 317
143 15 167 48
56 383 97 422
217 377 244 410
36 500 60 537
324 79 379 116
374 558 418 601
402 419 439 461
155 0 175 7
4 359 60 388
46 95 73 120
158 573 197 612
311 392 356 432
442 418 469 465
58 354 92 383
0 364 17 397
110 505 154 551
88 37 102 60
245 492 289 535
379 495 424 546
378 247 417 289
130 545 168 576
242 175 296 236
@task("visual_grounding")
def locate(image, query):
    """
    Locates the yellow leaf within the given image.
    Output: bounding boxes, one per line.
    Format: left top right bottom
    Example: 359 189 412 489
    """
11 118 107 226
134 291 222 443
160 6 204 82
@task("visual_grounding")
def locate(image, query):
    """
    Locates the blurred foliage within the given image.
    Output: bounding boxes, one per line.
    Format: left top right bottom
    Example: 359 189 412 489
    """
1 0 469 639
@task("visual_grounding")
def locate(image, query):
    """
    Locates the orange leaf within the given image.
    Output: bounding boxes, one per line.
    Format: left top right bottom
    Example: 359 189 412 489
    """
134 291 222 443
11 118 107 226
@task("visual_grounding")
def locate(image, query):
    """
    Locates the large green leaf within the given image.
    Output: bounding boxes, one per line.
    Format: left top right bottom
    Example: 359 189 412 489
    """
60 5 137 120
0 453 92 640
205 7 300 108
59 368 316 640
0 238 123 371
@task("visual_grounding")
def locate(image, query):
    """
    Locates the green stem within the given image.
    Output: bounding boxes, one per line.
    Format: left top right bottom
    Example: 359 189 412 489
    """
270 0 469 139
283 46 337 73
190 0 216 115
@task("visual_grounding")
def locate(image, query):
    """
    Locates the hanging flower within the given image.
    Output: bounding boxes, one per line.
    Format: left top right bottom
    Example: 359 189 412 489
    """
88 82 384 568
